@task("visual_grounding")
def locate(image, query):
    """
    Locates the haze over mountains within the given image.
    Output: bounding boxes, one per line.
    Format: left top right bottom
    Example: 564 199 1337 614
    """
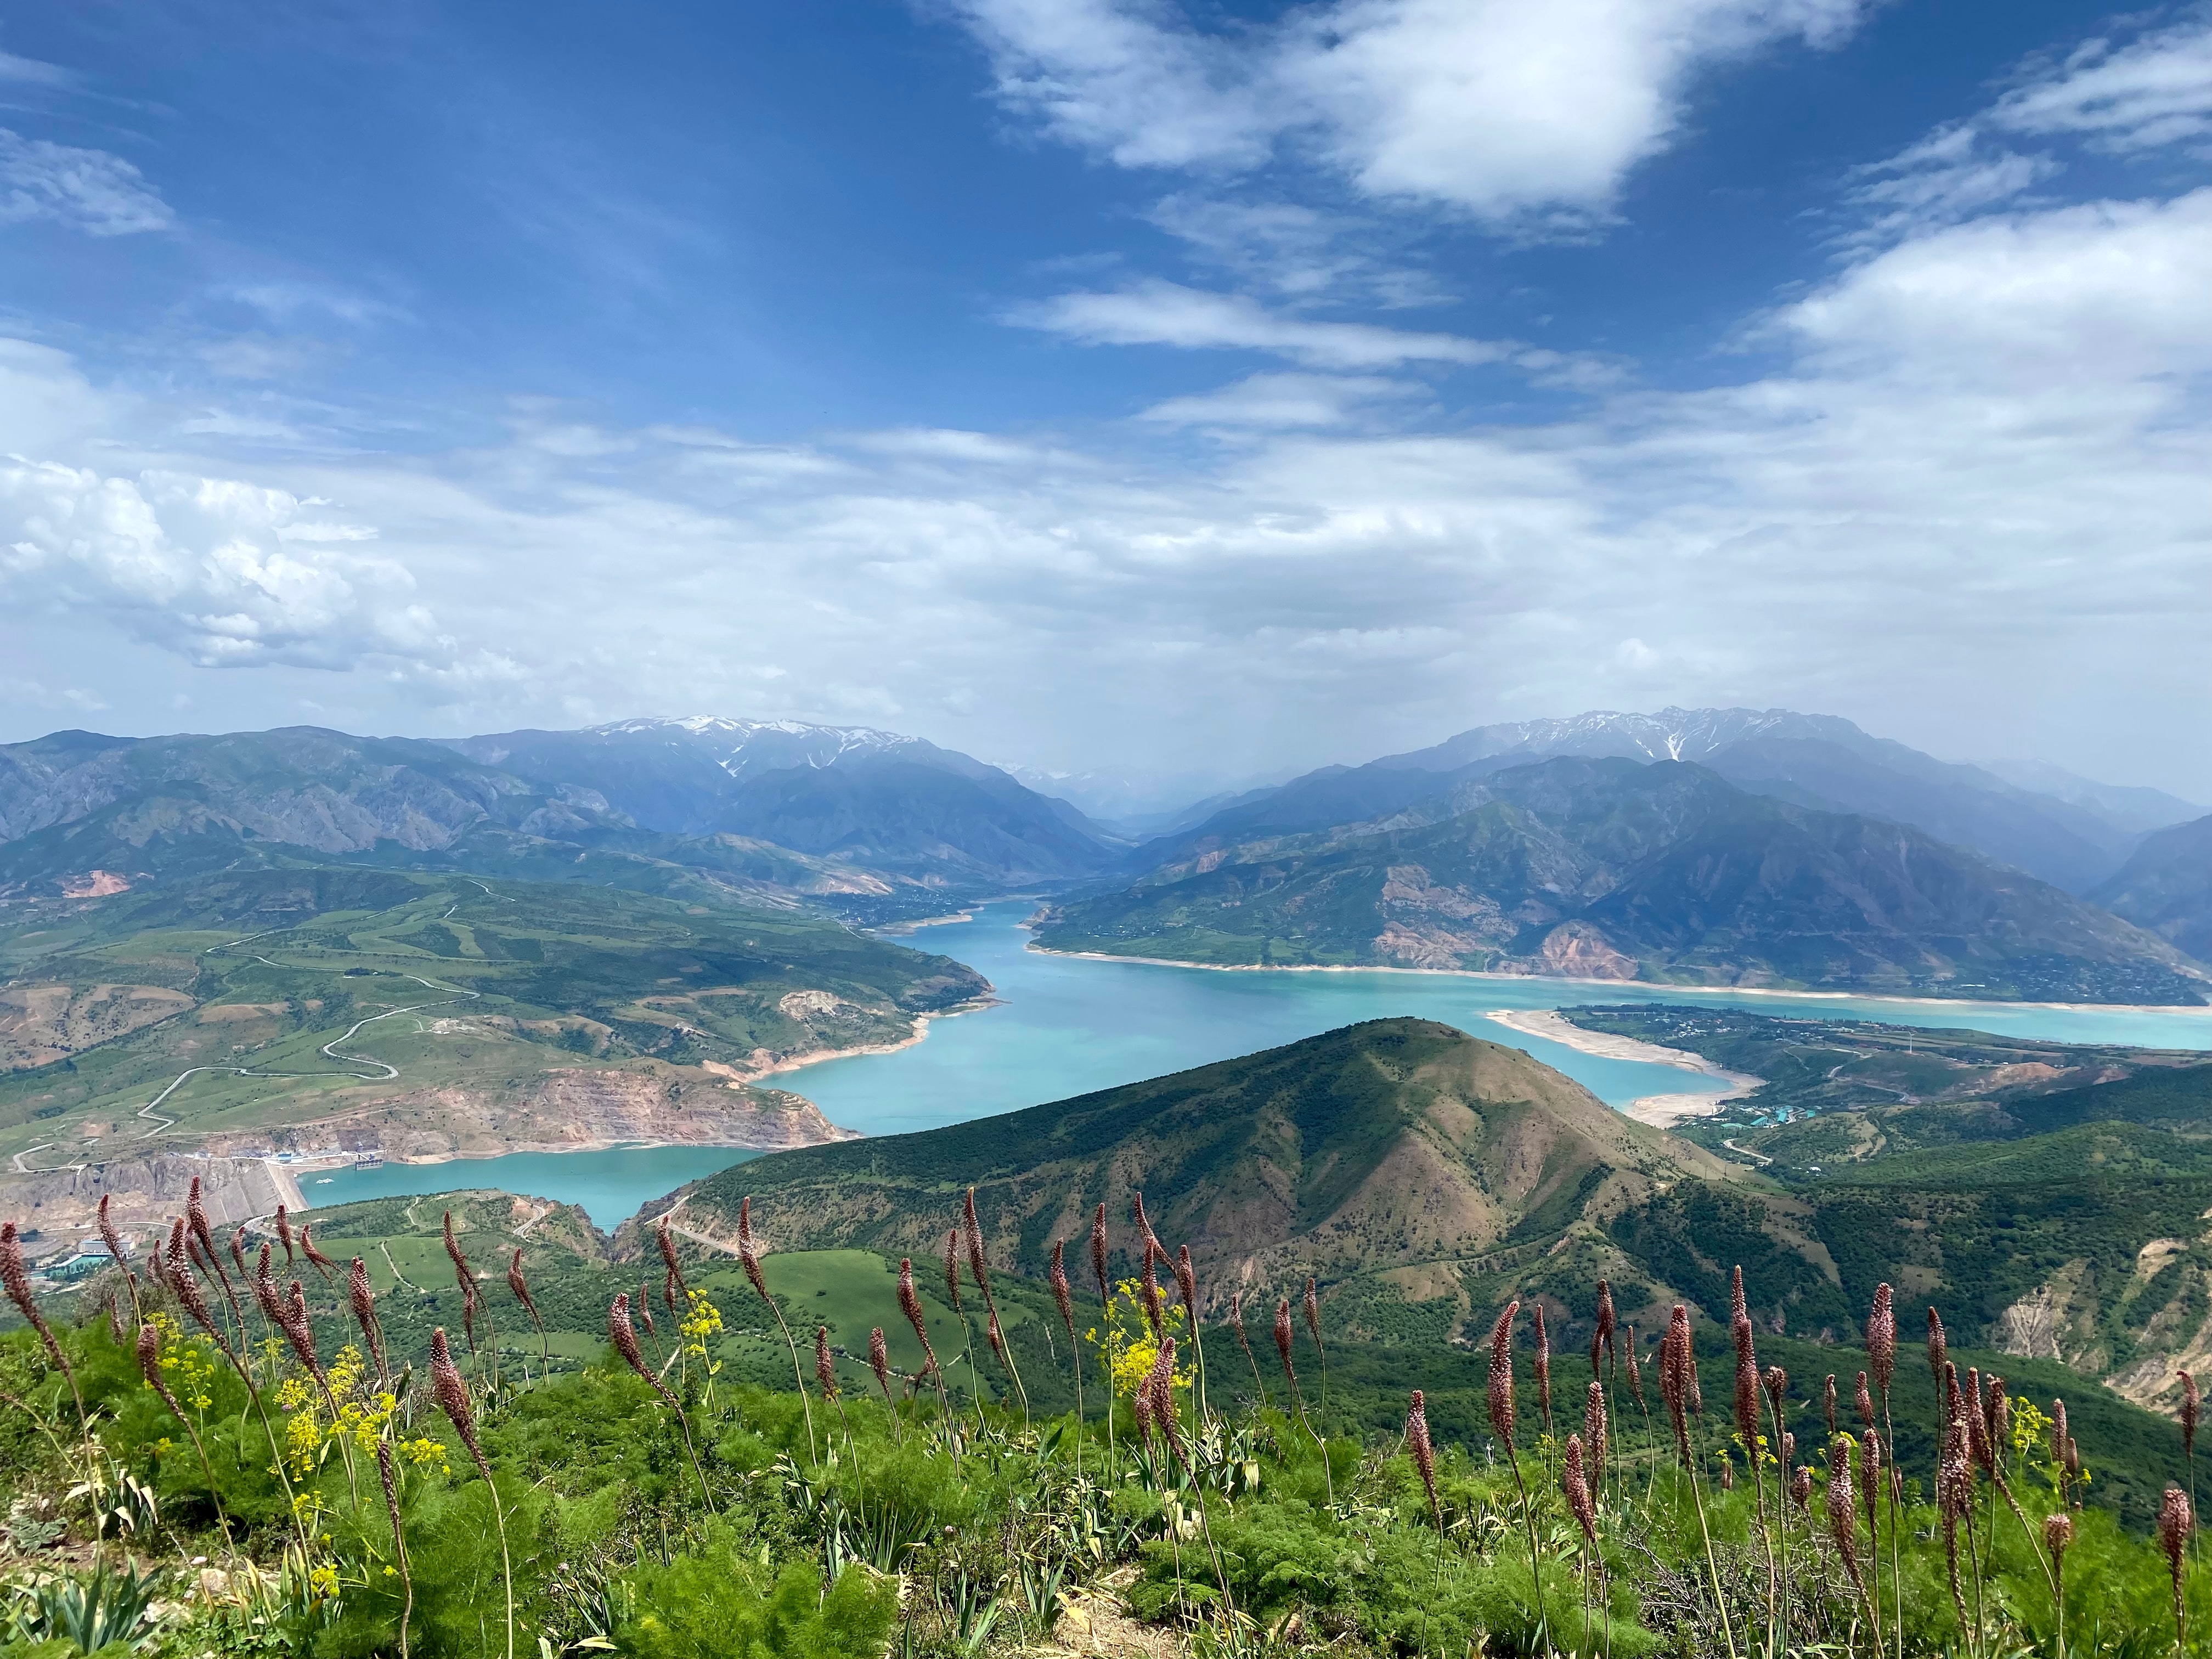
1 705 2205 1002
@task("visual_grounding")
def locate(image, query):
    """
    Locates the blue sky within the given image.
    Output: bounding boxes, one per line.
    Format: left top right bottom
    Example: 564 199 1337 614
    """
1 0 2208 798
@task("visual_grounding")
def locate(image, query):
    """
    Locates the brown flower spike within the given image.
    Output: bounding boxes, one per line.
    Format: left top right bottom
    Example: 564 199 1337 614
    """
1488 1301 1519 1450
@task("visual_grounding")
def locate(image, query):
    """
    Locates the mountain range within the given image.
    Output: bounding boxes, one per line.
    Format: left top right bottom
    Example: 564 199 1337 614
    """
1133 707 2201 896
1 704 2204 997
0 718 1121 907
1039 755 2208 1003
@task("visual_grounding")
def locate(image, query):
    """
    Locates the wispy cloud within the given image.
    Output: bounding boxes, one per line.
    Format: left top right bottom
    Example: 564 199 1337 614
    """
0 128 171 235
1138 371 1415 428
1991 14 2212 153
1011 279 1506 366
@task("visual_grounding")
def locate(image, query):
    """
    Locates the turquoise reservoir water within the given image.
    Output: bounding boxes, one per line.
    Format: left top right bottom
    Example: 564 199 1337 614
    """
312 1144 765 1227
305 900 2212 1227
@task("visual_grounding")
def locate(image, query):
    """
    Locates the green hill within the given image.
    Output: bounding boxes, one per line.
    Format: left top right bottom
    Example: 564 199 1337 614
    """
0 868 987 1246
679 1018 1729 1300
1037 757 2205 1003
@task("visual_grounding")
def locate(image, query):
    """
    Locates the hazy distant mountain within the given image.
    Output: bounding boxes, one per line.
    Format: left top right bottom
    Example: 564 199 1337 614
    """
448 716 1114 883
1143 707 2158 893
0 727 596 892
0 718 1117 899
1983 759 2204 838
2092 815 2212 963
1042 756 2207 1005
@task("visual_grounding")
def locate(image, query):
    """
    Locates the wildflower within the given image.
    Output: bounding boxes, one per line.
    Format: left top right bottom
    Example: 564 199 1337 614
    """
678 1288 724 1359
1866 1283 1895 1395
1659 1304 1694 1464
1564 1432 1596 1547
1926 1305 1947 1384
2183 1370 2200 1459
253 1242 285 1325
1859 1429 1882 1547
1407 1389 1438 1516
1049 1241 1076 1347
2051 1397 2069 1464
815 1325 837 1398
1173 1244 1198 1320
1303 1278 1323 1366
188 1177 222 1279
2162 1486 2194 1645
1983 1373 2010 1463
634 1279 656 1339
301 1225 336 1282
1138 1247 1163 1340
1963 1367 1993 1474
1 1221 78 1397
1584 1380 1609 1474
1790 1465 1812 1512
1487 1301 1518 1451
1228 1291 1255 1365
349 1259 388 1377
1856 1370 1874 1434
2046 1510 2073 1559
1732 1307 1759 1452
1624 1326 1646 1411
656 1213 689 1310
1823 1374 1837 1436
607 1294 680 1412
97 1195 137 1295
1827 1438 1867 1602
1594 1278 1616 1370
280 1281 328 1395
506 1250 541 1336
868 1327 896 1404
1274 1296 1297 1393
943 1227 963 1316
986 1308 1008 1367
277 1204 296 1264
962 1188 990 1294
738 1198 770 1304
137 1323 188 1420
1089 1204 1110 1310
1131 1192 1163 1263
167 1222 226 1351
429 1328 490 1480
898 1259 938 1379
1533 1303 1553 1437
1146 1336 1181 1463
229 1226 250 1285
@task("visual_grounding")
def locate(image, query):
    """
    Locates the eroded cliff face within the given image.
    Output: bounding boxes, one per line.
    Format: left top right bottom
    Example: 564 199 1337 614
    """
0 1154 286 1251
188 1065 861 1165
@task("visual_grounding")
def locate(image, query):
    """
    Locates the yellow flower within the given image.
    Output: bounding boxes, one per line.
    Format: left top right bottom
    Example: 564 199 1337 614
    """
1084 1279 1194 1400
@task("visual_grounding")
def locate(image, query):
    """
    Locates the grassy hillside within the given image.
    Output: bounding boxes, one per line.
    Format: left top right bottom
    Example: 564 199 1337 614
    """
1036 757 2205 1003
0 870 988 1238
679 1018 1729 1295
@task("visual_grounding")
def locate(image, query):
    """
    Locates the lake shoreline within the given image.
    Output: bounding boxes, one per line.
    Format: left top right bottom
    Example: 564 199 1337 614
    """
1024 940 2212 1020
1483 1008 1764 1126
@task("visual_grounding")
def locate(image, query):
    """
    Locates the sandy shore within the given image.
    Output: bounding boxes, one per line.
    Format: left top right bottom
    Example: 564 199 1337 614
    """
1025 940 2212 1017
1482 1008 1765 1126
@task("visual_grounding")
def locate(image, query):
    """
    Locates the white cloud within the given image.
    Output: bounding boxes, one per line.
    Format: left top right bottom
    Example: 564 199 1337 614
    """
1138 372 1413 427
1012 279 1506 366
0 128 171 236
0 454 450 672
1 147 2207 789
950 0 1874 221
1991 15 2212 153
